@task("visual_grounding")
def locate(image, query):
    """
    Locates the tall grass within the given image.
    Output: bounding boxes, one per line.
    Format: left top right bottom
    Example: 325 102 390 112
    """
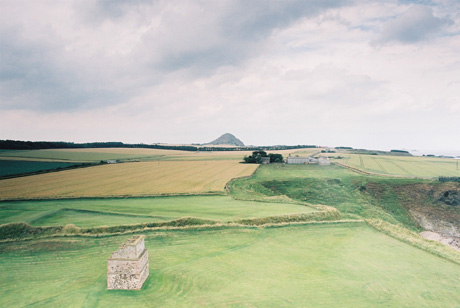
234 207 341 226
366 219 460 265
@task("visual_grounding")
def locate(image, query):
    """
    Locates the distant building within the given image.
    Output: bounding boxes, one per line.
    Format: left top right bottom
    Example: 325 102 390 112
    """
261 157 270 164
318 156 331 166
286 155 331 165
106 160 117 164
286 156 309 164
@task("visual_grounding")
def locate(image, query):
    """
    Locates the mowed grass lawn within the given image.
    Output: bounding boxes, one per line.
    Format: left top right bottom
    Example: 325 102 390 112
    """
0 196 316 227
1 223 460 307
0 161 258 200
337 154 460 178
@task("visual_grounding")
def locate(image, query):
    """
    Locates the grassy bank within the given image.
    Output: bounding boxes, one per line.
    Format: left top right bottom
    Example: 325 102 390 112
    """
0 195 316 228
0 205 339 241
229 164 452 231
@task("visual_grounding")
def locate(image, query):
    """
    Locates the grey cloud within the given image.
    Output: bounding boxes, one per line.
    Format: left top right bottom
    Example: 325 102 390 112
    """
1 0 353 113
222 0 351 40
0 28 122 112
375 5 452 44
105 0 351 72
76 0 159 23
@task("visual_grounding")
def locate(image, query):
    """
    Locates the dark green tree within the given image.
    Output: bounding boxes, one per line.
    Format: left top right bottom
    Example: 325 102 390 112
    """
268 153 283 163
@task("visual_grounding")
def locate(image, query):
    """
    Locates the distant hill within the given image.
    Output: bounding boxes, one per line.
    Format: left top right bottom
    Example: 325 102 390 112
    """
206 133 245 146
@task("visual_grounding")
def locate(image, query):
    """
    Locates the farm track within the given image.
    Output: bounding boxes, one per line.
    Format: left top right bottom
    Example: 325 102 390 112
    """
371 156 387 174
385 160 414 176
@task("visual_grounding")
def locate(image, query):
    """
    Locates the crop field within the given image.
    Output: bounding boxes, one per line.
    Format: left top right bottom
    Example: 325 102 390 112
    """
336 154 460 178
1 223 460 307
288 148 322 157
0 160 259 200
0 149 166 162
0 196 316 227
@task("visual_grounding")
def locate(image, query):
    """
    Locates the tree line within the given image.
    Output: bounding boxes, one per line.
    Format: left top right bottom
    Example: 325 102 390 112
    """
439 176 460 183
0 140 316 152
243 151 283 164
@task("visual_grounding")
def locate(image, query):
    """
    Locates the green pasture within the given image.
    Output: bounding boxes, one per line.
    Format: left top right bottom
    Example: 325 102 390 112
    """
1 223 460 307
337 154 460 178
230 164 431 230
0 196 315 228
0 160 80 176
0 149 163 162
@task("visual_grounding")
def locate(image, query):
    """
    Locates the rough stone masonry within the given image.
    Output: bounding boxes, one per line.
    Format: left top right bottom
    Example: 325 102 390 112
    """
107 235 149 290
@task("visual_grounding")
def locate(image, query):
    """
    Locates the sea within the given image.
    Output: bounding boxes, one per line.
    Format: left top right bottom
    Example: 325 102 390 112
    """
409 149 460 159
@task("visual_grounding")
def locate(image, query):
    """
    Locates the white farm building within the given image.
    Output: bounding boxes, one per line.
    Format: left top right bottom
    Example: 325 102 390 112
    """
286 156 309 164
286 156 330 165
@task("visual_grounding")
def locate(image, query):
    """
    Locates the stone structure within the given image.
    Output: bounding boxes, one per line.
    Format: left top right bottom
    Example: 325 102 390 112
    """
286 156 318 164
107 235 149 290
318 156 331 166
286 156 309 164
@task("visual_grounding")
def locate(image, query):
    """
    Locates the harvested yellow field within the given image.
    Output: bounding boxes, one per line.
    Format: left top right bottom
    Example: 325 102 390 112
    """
335 154 460 178
288 148 322 157
0 161 259 200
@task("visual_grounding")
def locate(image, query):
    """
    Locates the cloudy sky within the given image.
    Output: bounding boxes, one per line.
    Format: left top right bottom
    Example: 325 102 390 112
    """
1 0 459 152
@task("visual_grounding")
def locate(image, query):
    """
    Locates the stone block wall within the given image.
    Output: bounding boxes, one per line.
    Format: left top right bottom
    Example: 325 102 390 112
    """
107 235 149 290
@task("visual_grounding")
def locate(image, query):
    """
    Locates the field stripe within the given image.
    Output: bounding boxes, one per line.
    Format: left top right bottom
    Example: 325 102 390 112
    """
371 157 387 174
0 161 258 200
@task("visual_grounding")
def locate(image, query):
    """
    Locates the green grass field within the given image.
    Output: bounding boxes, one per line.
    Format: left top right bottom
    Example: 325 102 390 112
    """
0 160 82 177
0 196 316 228
1 148 459 307
0 149 163 162
336 154 460 178
230 164 451 230
1 223 460 307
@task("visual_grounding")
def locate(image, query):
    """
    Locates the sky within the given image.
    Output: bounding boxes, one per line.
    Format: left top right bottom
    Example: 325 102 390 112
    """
1 0 459 152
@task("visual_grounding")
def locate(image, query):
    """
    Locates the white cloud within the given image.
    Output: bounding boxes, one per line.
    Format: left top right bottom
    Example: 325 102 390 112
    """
0 0 459 151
